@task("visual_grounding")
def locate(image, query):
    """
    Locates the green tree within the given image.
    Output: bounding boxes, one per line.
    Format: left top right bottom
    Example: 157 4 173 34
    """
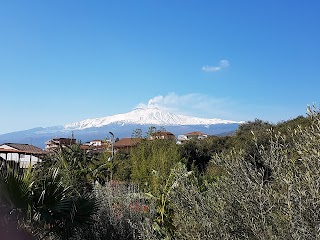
132 128 143 138
179 136 230 173
130 139 181 194
146 126 157 139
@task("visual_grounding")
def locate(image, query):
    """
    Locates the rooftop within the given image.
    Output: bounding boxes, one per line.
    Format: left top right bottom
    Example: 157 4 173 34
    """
114 138 142 148
0 143 47 154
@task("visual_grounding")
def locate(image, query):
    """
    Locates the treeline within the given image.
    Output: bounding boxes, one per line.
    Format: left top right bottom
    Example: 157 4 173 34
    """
0 106 319 239
111 113 311 188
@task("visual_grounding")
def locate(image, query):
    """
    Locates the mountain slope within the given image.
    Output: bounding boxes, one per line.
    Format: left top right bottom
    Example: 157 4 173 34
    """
64 107 239 130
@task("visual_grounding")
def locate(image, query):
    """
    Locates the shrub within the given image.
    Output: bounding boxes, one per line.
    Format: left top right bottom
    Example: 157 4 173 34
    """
86 181 157 240
165 106 320 239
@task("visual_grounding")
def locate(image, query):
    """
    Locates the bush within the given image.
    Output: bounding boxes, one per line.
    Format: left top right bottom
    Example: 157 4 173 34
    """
130 139 180 194
84 181 157 240
163 106 320 239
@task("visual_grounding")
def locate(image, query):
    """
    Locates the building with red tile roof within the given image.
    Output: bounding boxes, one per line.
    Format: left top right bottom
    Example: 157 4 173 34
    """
113 138 142 151
149 131 176 140
186 131 208 139
45 138 76 151
0 143 47 168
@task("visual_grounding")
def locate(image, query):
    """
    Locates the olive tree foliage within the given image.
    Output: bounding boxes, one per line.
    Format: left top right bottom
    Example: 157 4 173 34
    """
275 105 320 239
166 163 221 240
209 106 320 239
158 105 320 240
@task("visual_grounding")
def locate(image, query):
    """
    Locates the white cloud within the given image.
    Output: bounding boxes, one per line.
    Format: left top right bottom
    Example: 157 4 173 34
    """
136 92 233 119
202 59 230 72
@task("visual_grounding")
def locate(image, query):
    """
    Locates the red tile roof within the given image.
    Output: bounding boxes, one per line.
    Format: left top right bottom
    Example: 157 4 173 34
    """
152 131 175 136
0 143 47 154
114 138 141 148
80 145 90 150
186 131 206 136
0 148 24 153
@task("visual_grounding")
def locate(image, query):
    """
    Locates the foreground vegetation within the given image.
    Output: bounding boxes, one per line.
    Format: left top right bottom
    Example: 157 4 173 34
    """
1 106 320 239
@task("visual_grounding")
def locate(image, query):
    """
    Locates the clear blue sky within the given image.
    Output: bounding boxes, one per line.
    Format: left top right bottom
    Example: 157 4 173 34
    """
1 1 320 134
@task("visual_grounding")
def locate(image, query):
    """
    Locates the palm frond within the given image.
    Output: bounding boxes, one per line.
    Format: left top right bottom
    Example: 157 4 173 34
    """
0 167 32 211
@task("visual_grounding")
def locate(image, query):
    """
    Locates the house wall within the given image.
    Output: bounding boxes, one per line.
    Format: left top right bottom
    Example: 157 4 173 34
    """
90 141 102 146
0 152 19 161
177 135 188 141
0 152 42 168
19 155 41 168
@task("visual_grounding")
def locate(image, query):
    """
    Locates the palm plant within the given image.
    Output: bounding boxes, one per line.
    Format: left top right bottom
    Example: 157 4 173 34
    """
49 144 106 194
0 165 98 239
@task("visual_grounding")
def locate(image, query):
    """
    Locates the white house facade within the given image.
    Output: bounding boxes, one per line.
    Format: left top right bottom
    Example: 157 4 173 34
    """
0 143 46 168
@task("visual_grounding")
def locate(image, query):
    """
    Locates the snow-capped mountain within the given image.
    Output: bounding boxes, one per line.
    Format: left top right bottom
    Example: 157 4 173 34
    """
0 107 241 148
64 107 239 130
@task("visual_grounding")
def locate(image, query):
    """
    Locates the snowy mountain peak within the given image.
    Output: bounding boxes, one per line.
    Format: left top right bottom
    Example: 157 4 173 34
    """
64 107 240 130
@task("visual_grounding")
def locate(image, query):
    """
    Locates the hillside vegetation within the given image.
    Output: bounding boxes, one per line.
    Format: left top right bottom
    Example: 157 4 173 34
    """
1 106 319 239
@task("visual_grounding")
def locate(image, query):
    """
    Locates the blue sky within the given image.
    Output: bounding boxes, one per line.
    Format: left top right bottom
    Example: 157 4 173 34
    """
1 1 320 134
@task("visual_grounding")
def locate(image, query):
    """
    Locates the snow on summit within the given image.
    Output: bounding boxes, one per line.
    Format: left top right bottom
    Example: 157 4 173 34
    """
64 107 239 130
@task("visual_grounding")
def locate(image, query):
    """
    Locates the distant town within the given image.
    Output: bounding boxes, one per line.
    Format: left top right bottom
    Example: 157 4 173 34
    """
0 131 209 169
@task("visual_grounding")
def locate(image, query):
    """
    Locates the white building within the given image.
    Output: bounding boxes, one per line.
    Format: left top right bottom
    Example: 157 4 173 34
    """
89 140 104 147
0 143 47 168
45 138 76 151
176 132 208 144
185 132 208 140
